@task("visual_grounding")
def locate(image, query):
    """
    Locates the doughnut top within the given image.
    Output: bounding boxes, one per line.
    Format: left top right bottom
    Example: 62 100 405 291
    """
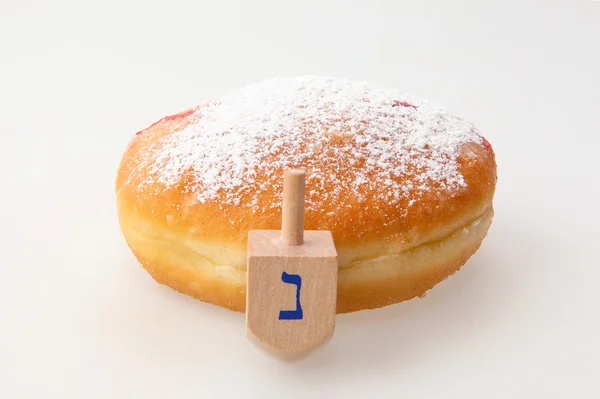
134 76 483 218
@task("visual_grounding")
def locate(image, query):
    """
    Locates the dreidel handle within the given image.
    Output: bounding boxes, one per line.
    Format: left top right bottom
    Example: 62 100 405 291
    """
281 169 306 246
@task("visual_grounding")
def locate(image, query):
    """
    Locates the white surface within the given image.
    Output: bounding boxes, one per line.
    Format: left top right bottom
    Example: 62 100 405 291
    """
1 0 598 397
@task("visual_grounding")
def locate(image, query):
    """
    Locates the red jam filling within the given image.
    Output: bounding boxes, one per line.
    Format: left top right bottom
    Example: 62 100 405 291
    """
136 108 195 135
161 108 195 123
392 100 417 109
481 136 494 157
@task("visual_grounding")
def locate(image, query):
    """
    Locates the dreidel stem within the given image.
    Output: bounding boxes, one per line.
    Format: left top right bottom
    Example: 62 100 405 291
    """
281 169 306 246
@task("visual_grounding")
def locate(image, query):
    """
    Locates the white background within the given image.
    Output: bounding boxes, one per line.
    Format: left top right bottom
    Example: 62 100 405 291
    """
1 0 598 397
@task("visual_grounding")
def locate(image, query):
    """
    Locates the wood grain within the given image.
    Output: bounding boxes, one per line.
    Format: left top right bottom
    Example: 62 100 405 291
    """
245 230 338 355
280 169 306 246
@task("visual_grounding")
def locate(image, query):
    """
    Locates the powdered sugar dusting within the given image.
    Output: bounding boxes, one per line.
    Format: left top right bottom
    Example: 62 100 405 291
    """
136 76 483 213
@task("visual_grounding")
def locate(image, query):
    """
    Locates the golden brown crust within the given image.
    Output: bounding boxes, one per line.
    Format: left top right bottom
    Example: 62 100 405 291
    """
119 201 493 314
116 108 496 251
115 79 497 313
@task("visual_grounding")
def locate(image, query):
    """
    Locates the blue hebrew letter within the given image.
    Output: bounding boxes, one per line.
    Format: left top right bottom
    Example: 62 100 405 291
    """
278 272 303 320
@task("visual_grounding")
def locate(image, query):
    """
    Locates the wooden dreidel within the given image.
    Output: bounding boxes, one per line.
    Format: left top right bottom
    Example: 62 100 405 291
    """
245 169 338 356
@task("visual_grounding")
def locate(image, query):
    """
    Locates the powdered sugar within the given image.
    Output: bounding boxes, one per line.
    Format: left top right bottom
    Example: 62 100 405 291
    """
137 76 483 212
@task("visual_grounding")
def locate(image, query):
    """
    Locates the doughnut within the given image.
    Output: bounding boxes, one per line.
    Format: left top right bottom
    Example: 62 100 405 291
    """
115 76 497 314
